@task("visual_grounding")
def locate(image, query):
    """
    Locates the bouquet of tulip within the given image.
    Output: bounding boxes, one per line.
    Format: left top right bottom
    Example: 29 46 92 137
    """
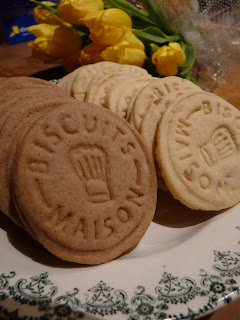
28 0 196 82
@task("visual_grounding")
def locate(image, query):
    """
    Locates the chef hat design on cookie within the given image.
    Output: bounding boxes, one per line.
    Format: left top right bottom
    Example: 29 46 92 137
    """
70 146 111 203
200 127 237 166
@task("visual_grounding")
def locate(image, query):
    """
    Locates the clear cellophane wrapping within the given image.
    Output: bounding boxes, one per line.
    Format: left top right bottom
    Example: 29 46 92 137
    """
154 0 240 92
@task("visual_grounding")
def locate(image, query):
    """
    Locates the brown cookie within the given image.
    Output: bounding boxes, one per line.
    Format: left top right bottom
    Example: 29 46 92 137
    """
12 102 157 264
0 77 75 226
0 96 74 226
0 76 63 92
0 81 68 118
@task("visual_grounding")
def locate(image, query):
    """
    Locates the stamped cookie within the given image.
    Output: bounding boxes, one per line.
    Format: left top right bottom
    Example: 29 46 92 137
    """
85 73 136 107
0 87 68 122
140 91 201 192
0 78 68 115
140 91 196 193
130 77 201 130
0 97 73 226
0 76 63 92
57 68 79 96
12 102 157 264
105 76 153 119
71 61 149 102
140 91 195 159
156 91 240 211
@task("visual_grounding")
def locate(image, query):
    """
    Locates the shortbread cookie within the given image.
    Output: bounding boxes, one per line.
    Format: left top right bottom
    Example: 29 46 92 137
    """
57 68 79 96
71 61 149 102
130 77 201 130
12 102 157 264
140 91 200 192
0 97 73 226
85 73 135 107
156 91 240 211
105 76 153 119
140 91 195 159
140 91 195 193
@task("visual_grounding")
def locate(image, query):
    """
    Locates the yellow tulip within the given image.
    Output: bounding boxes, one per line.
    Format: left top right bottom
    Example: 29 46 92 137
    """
28 24 82 61
63 43 106 72
152 42 186 76
102 28 146 67
58 0 104 25
168 42 186 64
33 1 70 26
78 43 106 65
80 9 132 46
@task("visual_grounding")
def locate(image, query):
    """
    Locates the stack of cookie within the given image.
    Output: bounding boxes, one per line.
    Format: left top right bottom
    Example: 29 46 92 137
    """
58 61 240 212
0 76 157 264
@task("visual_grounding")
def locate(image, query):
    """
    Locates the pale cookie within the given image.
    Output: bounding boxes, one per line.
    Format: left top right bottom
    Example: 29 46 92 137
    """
130 76 201 131
105 76 153 119
57 68 80 96
140 90 196 160
85 73 136 107
140 91 196 193
12 102 157 264
71 61 149 102
156 91 240 211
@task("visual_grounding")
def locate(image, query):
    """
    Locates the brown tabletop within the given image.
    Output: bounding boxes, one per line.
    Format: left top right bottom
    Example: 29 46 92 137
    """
0 41 240 320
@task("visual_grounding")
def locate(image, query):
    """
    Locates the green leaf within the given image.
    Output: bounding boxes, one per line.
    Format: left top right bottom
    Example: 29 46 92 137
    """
72 24 89 37
30 0 60 16
150 43 160 55
181 72 199 85
72 25 91 47
178 39 196 76
133 27 180 45
45 9 60 16
133 28 167 44
140 0 175 35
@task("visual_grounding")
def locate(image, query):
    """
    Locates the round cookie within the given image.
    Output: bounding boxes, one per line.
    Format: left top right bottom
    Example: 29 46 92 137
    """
130 76 201 131
71 61 149 102
0 78 68 116
85 73 135 107
57 68 80 96
0 76 63 92
12 102 157 264
0 77 75 226
156 91 240 211
140 91 200 193
140 90 195 159
0 87 68 121
0 96 74 226
105 76 153 119
140 91 195 193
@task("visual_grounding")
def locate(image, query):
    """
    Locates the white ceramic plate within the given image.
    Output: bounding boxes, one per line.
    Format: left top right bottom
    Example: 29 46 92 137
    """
0 189 239 320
